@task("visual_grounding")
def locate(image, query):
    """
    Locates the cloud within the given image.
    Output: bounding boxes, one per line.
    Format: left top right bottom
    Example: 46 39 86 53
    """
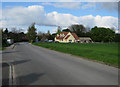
42 2 81 9
116 30 120 33
42 2 118 12
2 0 120 2
2 5 45 27
99 2 118 11
81 2 96 9
52 28 57 33
1 5 118 32
42 2 96 10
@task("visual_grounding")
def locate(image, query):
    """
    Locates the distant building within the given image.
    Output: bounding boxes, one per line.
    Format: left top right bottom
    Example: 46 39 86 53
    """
7 39 14 44
79 37 93 43
55 32 79 43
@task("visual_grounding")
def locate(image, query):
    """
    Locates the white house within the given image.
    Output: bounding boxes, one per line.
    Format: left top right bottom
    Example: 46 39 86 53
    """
55 32 79 43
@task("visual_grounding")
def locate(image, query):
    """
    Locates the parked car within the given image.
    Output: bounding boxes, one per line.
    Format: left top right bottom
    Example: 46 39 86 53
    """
48 40 53 43
54 41 59 43
44 40 49 42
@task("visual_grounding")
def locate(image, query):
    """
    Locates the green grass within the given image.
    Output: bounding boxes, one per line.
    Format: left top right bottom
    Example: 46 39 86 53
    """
2 47 5 50
1 43 11 50
33 42 118 67
0 47 5 50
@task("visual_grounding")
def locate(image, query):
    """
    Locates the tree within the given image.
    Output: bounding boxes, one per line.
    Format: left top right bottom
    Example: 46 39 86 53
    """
47 30 51 36
4 28 9 39
51 33 57 41
56 26 62 34
0 28 3 47
114 34 120 42
69 24 86 37
11 27 18 33
62 29 71 32
4 28 8 34
9 28 21 42
27 23 37 43
1 28 9 47
90 26 115 42
46 30 53 40
38 31 44 41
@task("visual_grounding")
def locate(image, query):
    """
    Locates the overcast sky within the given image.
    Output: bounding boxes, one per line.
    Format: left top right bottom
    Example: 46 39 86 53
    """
1 1 119 33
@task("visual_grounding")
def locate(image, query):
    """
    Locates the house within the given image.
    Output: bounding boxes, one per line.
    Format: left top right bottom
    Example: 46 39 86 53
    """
55 32 79 43
7 39 14 44
79 37 93 43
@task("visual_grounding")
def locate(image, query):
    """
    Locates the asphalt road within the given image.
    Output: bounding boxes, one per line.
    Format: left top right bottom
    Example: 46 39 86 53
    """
2 42 118 85
2 63 10 85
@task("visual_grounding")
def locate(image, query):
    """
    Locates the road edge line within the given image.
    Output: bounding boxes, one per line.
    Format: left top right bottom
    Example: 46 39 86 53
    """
8 63 17 86
8 63 12 87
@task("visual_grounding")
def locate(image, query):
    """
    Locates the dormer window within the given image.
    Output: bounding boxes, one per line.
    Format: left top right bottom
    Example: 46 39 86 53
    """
57 34 59 37
60 34 64 37
60 34 62 37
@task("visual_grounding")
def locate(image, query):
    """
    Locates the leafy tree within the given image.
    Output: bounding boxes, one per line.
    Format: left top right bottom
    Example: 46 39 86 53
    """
8 28 23 42
1 28 10 47
84 32 91 37
38 31 44 41
47 30 51 36
11 27 18 33
47 30 50 35
90 26 115 42
56 26 62 34
46 30 53 40
1 27 28 44
48 35 54 40
4 28 8 34
114 34 120 42
62 29 71 32
51 33 57 41
69 24 86 37
0 29 3 47
27 23 37 43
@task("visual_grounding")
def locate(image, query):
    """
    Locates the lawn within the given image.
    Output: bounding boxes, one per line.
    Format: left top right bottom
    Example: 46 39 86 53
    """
33 42 118 67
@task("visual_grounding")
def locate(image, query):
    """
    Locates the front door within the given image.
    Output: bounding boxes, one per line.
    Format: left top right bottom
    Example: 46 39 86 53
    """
69 40 72 43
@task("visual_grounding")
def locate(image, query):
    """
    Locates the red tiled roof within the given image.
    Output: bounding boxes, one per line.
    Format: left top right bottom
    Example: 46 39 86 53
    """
55 32 79 40
65 35 70 39
56 37 64 39
71 33 79 40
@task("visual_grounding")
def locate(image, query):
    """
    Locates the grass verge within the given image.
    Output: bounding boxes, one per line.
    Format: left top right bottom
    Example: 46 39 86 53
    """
2 47 5 50
33 42 118 67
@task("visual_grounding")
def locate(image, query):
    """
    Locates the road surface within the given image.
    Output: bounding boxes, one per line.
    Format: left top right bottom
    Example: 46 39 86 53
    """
2 42 118 85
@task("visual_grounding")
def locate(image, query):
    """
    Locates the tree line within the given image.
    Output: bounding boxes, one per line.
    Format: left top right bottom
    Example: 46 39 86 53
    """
1 28 28 47
53 24 120 42
1 23 120 47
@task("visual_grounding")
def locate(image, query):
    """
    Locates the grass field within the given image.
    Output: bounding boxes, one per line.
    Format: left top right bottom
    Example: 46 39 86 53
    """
33 42 118 67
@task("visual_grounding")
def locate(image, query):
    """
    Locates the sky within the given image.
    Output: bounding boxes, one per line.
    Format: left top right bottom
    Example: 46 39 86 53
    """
0 1 119 33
